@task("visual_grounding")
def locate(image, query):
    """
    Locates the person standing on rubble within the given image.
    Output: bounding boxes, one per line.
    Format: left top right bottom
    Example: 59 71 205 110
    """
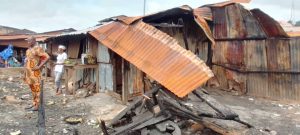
53 45 67 95
24 36 49 111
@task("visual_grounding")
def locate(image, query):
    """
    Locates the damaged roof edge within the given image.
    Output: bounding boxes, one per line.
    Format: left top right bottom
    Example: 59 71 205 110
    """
89 20 214 98
46 22 113 41
251 8 289 38
193 10 215 47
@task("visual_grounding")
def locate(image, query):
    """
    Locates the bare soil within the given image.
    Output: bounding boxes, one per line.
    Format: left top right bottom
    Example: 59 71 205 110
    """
0 74 300 135
0 75 125 135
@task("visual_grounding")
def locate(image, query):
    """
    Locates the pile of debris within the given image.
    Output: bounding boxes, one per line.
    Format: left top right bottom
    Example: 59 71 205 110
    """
101 84 260 135
74 82 96 98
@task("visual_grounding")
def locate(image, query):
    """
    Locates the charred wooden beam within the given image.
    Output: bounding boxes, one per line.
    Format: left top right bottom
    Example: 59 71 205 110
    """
100 120 109 135
109 85 162 127
132 115 171 131
112 111 154 135
193 89 238 119
178 18 189 50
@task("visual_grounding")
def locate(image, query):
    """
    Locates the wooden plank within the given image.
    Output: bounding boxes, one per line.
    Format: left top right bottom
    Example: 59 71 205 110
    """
158 27 186 49
112 111 154 135
122 59 128 103
201 117 249 135
129 64 144 97
196 42 209 62
88 36 98 56
67 41 80 59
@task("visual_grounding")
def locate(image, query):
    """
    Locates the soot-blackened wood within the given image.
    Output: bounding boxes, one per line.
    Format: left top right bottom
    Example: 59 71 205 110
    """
38 80 45 135
100 120 109 135
156 90 202 122
109 85 161 126
132 115 170 131
193 89 238 119
112 111 154 135
155 120 181 135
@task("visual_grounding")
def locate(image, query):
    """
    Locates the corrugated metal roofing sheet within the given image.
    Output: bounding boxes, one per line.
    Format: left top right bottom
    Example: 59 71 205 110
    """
0 34 52 41
211 4 267 39
205 1 236 7
193 11 215 46
57 25 103 36
116 16 143 25
251 9 289 38
89 21 214 97
193 7 213 21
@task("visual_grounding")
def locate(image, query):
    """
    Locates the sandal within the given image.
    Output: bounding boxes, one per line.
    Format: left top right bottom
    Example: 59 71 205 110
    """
25 105 34 110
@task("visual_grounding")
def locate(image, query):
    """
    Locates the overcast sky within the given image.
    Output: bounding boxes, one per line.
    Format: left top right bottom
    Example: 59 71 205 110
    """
0 0 299 33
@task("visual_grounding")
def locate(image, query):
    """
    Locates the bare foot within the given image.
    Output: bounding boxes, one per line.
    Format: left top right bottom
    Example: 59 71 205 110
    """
56 91 62 95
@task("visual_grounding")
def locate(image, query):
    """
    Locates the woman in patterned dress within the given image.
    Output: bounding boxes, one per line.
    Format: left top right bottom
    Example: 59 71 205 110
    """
24 36 49 111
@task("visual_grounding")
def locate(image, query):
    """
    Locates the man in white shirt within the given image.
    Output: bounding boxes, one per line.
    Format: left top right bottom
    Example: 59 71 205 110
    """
54 45 67 95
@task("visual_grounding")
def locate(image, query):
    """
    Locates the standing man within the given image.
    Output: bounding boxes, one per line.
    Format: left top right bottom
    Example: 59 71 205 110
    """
54 45 67 95
24 36 49 111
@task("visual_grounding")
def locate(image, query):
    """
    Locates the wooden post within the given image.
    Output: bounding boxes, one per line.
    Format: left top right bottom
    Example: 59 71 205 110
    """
72 68 77 96
96 65 100 93
38 80 45 135
122 59 128 104
65 68 69 94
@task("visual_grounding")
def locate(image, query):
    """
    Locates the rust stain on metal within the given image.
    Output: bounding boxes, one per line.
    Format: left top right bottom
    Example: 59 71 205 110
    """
89 21 214 97
251 9 289 38
225 41 244 67
116 16 143 25
211 3 267 40
193 7 212 21
193 9 215 47
212 7 228 39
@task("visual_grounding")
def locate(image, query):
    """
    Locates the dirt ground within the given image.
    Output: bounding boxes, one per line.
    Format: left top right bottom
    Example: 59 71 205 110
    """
0 74 300 135
0 74 126 135
206 87 300 135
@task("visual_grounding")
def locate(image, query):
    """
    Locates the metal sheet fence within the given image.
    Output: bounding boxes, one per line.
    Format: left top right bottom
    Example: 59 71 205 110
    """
211 38 300 101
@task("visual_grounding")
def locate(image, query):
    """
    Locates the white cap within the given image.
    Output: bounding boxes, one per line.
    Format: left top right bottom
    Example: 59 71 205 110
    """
58 45 66 50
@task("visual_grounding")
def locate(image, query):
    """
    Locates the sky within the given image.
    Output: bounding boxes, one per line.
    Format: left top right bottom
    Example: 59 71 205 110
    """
0 0 299 33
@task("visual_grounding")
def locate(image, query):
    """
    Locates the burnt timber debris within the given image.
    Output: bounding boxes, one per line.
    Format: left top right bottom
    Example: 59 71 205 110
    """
101 83 254 135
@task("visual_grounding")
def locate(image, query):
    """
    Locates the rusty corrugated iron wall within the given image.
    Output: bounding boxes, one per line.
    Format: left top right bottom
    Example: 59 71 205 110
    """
210 38 300 101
